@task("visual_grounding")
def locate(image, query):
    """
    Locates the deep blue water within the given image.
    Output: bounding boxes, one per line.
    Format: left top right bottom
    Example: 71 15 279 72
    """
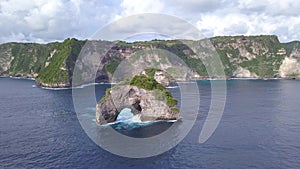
1 77 300 168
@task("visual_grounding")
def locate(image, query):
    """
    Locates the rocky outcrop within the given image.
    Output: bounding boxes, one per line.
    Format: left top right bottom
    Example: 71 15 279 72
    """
141 69 172 87
0 44 12 72
35 81 70 88
279 57 300 79
153 71 171 87
232 66 258 78
96 84 180 125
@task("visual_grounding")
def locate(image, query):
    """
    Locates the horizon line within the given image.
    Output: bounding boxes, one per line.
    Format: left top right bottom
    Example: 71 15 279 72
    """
1 34 300 45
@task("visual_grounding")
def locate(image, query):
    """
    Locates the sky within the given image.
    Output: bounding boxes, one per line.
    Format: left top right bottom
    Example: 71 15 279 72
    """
0 0 299 43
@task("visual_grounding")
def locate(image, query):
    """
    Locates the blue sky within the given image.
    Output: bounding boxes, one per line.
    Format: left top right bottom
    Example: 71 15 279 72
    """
0 0 299 43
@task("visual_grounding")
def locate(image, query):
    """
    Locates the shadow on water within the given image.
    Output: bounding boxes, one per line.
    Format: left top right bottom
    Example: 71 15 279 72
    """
110 121 174 138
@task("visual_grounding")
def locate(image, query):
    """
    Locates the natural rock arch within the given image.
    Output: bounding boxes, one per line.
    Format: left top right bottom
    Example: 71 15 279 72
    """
96 85 180 125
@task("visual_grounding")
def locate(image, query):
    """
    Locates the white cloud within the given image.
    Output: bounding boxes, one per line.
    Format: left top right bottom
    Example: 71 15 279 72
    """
168 0 222 13
113 0 165 21
0 0 117 43
196 12 300 42
194 0 300 42
0 0 299 43
267 0 300 16
120 0 164 16
94 13 204 41
238 0 300 16
196 13 251 37
238 0 268 11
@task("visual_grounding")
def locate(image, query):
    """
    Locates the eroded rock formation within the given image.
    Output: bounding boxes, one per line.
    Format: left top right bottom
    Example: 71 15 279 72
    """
96 85 180 125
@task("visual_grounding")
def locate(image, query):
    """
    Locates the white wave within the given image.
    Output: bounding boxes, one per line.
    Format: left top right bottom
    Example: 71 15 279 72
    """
3 76 35 80
84 107 96 112
229 77 260 80
100 121 118 126
229 78 281 80
39 82 115 90
166 86 179 89
131 114 142 123
166 119 179 122
9 76 35 80
100 115 178 127
73 83 101 89
176 82 196 84
41 86 72 90
263 78 281 80
73 82 116 89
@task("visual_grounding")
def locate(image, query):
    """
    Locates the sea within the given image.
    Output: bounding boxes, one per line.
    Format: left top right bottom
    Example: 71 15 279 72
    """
0 77 300 168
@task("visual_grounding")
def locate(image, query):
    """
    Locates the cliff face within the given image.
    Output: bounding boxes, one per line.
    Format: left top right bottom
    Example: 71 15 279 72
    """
96 85 180 125
210 35 291 78
0 42 56 78
0 44 12 73
0 35 300 87
279 41 300 79
0 38 86 87
96 74 179 125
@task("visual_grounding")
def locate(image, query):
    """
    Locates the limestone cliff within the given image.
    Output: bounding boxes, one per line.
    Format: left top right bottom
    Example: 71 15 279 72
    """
279 41 300 79
141 68 173 87
232 66 258 78
96 75 180 125
1 35 300 88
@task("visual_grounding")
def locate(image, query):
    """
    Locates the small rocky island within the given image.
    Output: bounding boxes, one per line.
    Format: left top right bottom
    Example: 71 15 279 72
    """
96 70 180 125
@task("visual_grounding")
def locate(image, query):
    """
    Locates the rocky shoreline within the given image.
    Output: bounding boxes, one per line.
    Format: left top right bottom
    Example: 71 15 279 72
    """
1 74 299 89
35 79 70 88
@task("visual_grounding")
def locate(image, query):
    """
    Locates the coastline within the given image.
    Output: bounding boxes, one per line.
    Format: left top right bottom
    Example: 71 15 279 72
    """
40 82 115 90
1 75 298 90
0 75 35 81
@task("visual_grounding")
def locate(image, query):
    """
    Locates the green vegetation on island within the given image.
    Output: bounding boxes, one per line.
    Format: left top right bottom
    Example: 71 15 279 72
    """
130 75 177 107
99 75 178 108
